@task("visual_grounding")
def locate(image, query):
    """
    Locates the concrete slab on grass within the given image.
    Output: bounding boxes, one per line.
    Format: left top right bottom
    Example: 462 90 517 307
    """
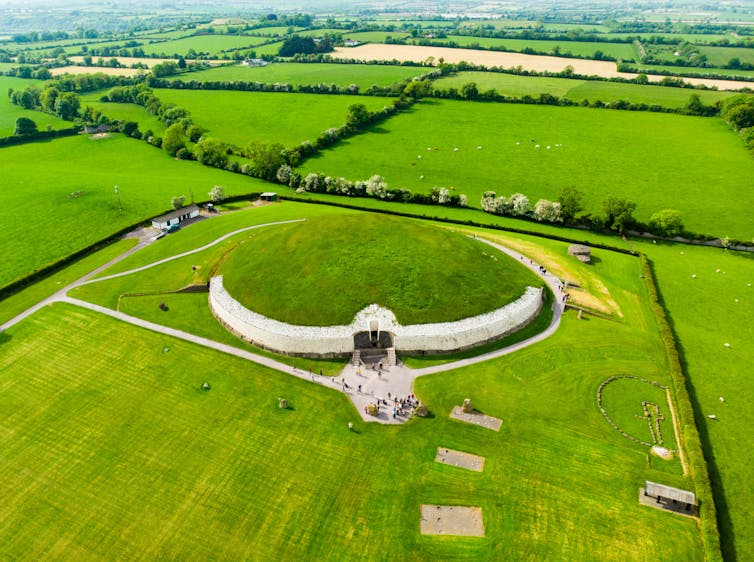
435 447 485 472
420 505 484 537
450 406 502 431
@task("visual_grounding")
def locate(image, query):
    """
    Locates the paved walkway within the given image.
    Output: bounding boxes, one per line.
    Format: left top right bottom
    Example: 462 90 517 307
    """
1 224 566 426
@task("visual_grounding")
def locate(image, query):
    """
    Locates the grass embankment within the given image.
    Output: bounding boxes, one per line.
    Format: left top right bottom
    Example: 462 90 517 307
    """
301 98 754 239
433 71 734 107
641 240 754 560
0 220 703 558
153 89 395 147
0 134 269 289
170 62 424 89
220 213 542 325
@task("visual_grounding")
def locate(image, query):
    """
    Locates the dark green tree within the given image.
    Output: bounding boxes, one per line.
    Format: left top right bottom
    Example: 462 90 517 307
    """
557 186 584 223
13 117 37 135
602 196 637 233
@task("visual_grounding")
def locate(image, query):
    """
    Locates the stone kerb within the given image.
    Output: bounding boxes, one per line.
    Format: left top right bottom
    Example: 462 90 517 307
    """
209 276 544 357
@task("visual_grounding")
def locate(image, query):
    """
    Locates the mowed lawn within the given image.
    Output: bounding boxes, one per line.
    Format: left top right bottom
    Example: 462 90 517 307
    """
0 76 71 136
0 229 704 559
433 71 734 107
169 62 425 89
153 89 395 147
301 99 754 239
0 134 269 289
641 241 754 559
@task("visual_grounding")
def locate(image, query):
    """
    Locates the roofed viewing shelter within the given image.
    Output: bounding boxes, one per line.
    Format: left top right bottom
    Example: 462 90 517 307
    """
642 481 696 516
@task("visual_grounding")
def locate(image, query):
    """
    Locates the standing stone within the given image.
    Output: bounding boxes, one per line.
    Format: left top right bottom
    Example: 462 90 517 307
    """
462 398 473 413
278 397 288 409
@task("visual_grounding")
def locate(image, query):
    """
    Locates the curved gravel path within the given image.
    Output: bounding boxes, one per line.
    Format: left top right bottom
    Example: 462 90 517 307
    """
1 220 566 425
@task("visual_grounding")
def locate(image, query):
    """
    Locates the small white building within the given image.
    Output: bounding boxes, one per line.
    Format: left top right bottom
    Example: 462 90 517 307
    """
344 39 359 47
241 58 268 67
151 204 200 230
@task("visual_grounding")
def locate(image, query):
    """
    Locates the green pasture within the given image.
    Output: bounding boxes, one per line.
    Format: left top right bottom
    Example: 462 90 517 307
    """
641 240 754 559
432 71 732 107
457 19 610 33
246 26 304 36
141 35 265 56
301 99 754 239
170 62 424 89
220 213 542 325
633 62 754 80
79 91 166 134
0 76 71 136
0 134 270 289
134 29 196 40
249 41 284 56
644 43 754 67
416 35 638 60
0 208 703 558
343 31 410 42
153 88 394 147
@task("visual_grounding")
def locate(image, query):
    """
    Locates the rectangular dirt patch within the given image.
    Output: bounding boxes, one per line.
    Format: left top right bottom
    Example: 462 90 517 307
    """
435 447 485 472
420 505 484 537
450 406 502 431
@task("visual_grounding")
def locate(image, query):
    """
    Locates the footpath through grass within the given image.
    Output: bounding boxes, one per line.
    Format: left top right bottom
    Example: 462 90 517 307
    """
301 98 754 239
0 223 704 558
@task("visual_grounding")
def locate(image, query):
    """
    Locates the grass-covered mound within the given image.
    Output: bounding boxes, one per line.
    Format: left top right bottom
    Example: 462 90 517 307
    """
219 214 542 325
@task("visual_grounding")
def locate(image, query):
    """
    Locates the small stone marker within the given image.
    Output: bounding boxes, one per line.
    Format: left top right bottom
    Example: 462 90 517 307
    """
278 397 288 409
414 403 429 417
202 382 211 391
435 447 485 472
348 422 353 431
366 403 378 416
450 406 502 431
461 398 473 414
420 505 484 537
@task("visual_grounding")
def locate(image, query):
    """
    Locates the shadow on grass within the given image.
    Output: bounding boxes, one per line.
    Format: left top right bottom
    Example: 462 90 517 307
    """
0 331 11 345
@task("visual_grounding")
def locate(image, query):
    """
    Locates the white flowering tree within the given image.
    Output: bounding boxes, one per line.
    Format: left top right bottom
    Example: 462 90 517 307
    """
364 175 388 198
510 193 530 216
438 187 451 204
534 199 562 222
208 185 226 203
303 173 321 192
276 164 292 184
459 194 468 207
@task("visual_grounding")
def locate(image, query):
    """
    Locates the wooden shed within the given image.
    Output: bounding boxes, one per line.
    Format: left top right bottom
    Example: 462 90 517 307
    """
151 204 200 231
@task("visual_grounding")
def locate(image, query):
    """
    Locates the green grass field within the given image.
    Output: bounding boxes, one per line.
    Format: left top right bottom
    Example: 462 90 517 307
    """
301 99 754 239
640 240 754 559
170 62 424 89
141 34 266 56
79 91 166 134
0 76 71 136
0 203 704 559
0 134 270 289
644 43 754 68
220 214 542 325
415 35 639 61
343 31 410 42
633 62 754 80
153 89 395 147
432 71 733 107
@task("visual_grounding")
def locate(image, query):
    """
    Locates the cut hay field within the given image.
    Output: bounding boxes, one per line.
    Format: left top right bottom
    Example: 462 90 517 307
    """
301 99 754 239
153 89 394 147
333 44 754 91
640 241 754 559
140 34 266 56
0 134 269 289
416 35 639 61
433 71 733 106
0 76 71 136
433 71 734 107
0 204 704 559
169 62 424 89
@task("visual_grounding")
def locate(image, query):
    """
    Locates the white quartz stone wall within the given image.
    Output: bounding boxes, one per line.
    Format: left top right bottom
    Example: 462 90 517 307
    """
209 275 544 356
